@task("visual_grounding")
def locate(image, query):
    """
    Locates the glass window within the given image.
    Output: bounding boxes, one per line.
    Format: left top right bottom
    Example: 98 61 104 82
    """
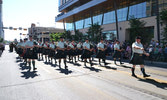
102 30 117 40
129 2 147 19
103 11 116 24
66 23 74 31
75 20 84 30
93 14 103 25
84 17 92 28
117 7 128 22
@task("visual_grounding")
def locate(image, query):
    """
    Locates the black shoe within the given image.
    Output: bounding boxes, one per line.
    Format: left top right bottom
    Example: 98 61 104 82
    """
33 67 37 71
132 74 137 78
143 74 150 77
120 62 124 64
90 63 93 67
65 66 68 69
59 65 61 69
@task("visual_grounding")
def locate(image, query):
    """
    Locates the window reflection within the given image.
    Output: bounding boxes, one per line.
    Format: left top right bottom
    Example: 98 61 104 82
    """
102 30 117 41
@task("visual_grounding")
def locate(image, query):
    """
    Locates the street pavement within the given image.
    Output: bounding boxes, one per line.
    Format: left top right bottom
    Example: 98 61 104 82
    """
0 46 167 100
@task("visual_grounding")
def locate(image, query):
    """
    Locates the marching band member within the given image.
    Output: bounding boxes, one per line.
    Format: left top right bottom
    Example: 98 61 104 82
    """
113 40 124 65
68 40 77 63
48 40 56 65
96 38 107 66
43 41 50 63
76 42 83 61
25 36 37 71
56 37 67 69
130 36 150 77
81 38 93 67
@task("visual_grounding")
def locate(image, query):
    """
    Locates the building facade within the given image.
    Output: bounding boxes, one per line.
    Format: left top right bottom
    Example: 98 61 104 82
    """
0 0 4 40
55 0 167 42
28 24 64 42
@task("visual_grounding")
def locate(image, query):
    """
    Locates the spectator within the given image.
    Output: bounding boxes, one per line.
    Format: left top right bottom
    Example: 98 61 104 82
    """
164 45 167 62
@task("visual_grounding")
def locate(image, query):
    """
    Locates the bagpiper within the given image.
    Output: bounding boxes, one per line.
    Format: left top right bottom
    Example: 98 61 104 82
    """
130 36 150 77
96 38 107 66
56 37 67 69
25 35 37 71
68 40 77 63
76 41 83 61
113 40 124 65
48 40 57 65
81 38 93 67
43 41 50 63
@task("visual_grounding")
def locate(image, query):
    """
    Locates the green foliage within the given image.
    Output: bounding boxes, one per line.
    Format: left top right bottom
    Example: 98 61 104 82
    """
64 30 72 40
49 32 65 42
87 23 103 43
0 37 3 42
129 16 153 44
160 9 167 41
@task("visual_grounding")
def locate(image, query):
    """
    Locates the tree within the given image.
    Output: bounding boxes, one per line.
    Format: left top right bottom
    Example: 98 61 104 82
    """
73 30 84 41
49 32 65 42
129 16 153 45
87 23 103 43
160 9 167 42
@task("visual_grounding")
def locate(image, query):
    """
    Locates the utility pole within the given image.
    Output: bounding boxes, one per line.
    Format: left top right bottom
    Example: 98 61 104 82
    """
156 0 160 43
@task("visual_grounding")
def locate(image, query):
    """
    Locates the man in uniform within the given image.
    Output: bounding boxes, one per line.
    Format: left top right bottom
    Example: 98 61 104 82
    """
130 36 150 77
25 36 37 71
81 38 93 67
113 40 124 65
57 37 67 69
96 38 107 66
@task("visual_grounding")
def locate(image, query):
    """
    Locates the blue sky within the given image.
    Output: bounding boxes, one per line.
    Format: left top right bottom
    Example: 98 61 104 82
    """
3 0 63 41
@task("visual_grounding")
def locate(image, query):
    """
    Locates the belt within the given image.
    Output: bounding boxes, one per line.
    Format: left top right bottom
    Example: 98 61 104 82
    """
134 53 143 56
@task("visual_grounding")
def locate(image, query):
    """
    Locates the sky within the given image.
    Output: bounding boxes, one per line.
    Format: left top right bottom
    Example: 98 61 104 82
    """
3 0 63 41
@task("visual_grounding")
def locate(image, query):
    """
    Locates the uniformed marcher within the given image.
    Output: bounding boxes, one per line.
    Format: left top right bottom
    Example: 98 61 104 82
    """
37 41 43 60
56 37 67 69
130 36 150 77
96 38 107 66
16 39 24 60
25 36 37 71
113 40 124 65
81 38 93 67
48 40 56 65
43 41 50 63
68 40 77 63
76 42 83 61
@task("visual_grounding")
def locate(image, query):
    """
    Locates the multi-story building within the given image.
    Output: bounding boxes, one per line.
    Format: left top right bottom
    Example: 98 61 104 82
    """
28 23 64 42
55 0 167 42
0 0 4 40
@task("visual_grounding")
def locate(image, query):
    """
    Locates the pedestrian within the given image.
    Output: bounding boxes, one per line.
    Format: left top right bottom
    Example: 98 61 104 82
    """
130 36 150 77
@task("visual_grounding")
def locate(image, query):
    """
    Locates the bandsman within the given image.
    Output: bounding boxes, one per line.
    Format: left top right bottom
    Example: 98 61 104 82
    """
96 38 107 66
113 40 124 65
81 38 93 67
56 37 68 69
25 36 37 71
130 36 150 77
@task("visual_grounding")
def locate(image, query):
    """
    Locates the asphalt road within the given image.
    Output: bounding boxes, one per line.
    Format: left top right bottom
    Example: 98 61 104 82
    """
0 46 167 100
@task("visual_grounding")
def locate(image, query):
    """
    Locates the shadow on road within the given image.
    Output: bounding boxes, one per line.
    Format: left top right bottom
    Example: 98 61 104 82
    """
137 77 167 89
21 71 39 79
19 63 30 70
84 66 102 72
56 68 73 75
